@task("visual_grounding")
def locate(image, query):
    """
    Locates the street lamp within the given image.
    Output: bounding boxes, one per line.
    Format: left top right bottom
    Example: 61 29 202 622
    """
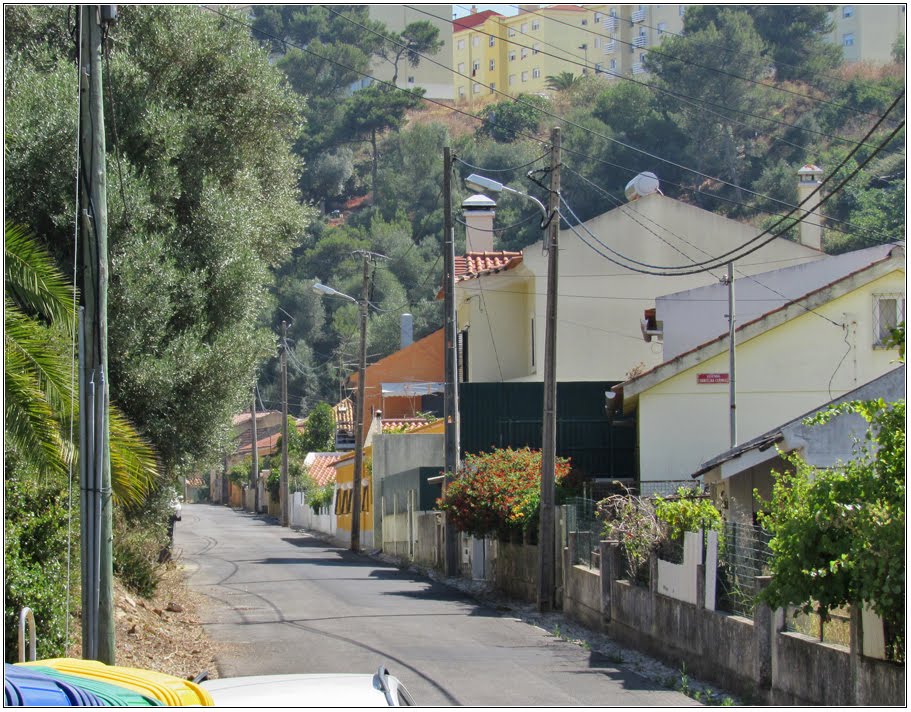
464 159 561 613
312 276 369 552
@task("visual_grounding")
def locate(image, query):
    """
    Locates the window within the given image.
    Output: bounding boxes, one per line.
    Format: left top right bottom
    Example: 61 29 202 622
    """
509 50 516 61
472 36 480 47
521 70 528 82
521 48 528 59
472 83 481 94
532 20 540 30
843 32 855 46
874 294 905 346
532 67 541 78
843 5 854 18
509 74 516 86
594 37 601 49
657 21 667 35
458 85 465 96
508 27 516 37
458 62 465 74
489 35 496 47
457 38 465 50
532 43 540 55
407 76 415 85
489 58 496 71
594 12 602 23
595 62 603 73
679 5 686 16
581 19 588 25
521 22 528 33
489 82 496 92
609 58 616 70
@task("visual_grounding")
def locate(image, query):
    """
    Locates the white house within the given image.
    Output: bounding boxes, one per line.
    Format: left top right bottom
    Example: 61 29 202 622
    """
612 248 905 495
455 182 824 384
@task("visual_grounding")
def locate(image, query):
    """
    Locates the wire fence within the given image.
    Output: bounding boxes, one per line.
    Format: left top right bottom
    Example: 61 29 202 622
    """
564 497 600 569
717 520 772 618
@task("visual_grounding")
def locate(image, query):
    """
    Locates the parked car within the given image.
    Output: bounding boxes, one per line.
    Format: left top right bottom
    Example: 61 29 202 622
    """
201 667 415 707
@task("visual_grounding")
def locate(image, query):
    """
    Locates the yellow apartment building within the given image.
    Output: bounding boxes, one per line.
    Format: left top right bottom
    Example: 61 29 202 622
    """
453 4 902 103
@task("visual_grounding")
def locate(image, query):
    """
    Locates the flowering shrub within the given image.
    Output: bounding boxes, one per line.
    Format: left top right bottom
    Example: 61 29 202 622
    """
437 447 571 539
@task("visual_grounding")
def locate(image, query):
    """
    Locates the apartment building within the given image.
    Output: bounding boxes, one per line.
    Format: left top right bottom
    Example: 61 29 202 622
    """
452 4 903 103
829 4 906 64
366 5 455 99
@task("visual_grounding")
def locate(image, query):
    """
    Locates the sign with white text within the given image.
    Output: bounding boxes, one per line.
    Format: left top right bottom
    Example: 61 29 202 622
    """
697 373 729 384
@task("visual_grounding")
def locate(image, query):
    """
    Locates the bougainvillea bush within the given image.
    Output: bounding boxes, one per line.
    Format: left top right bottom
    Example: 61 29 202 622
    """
437 447 571 539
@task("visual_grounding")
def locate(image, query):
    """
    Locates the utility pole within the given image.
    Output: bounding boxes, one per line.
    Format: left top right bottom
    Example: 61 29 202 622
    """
78 4 115 664
350 252 371 552
442 147 461 577
280 321 289 526
251 391 259 513
727 262 737 448
538 127 561 613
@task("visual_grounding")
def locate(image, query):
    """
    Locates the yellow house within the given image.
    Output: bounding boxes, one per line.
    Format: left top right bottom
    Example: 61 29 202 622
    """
333 417 442 548
613 248 905 495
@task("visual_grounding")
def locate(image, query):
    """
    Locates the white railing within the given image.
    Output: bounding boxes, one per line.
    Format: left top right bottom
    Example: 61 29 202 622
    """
632 34 647 48
631 62 646 74
603 16 618 32
603 41 616 54
631 9 646 23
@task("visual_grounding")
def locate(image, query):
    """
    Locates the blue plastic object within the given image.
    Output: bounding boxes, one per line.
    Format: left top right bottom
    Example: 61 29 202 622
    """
23 665 164 706
4 663 106 706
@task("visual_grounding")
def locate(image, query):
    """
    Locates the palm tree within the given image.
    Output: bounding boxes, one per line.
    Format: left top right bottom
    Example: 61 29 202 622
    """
5 223 158 506
544 71 581 92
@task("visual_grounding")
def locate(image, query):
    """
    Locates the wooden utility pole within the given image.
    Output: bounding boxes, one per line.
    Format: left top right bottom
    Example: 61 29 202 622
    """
350 253 371 552
442 147 461 577
251 392 259 513
538 127 561 613
280 321 289 526
78 4 115 664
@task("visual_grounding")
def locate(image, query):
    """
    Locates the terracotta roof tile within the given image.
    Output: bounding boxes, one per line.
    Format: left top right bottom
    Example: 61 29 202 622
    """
453 9 501 32
456 251 523 283
381 418 432 433
307 454 343 487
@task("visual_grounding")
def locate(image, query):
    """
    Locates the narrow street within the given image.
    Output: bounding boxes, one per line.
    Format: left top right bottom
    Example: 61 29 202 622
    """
176 503 701 707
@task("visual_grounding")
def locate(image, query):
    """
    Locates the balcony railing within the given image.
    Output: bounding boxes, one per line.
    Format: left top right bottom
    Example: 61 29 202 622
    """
603 41 616 54
631 62 646 74
631 9 646 23
632 34 647 48
603 16 618 31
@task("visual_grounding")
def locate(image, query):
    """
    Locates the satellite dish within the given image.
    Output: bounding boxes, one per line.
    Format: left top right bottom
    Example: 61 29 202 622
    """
624 172 661 202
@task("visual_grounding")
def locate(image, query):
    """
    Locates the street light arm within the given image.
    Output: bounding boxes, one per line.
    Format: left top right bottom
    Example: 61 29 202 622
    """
501 185 548 220
312 280 358 304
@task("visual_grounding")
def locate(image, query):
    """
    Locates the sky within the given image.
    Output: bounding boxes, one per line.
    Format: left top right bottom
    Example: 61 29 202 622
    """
451 4 521 19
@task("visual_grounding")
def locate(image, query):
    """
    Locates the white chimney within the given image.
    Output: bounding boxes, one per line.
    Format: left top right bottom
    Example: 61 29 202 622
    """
400 313 413 349
796 164 824 251
462 194 496 253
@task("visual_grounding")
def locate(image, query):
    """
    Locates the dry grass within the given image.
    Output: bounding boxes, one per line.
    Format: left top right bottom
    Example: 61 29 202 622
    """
66 562 228 681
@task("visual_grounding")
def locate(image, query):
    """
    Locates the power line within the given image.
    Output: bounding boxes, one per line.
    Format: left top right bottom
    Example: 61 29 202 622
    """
492 3 905 125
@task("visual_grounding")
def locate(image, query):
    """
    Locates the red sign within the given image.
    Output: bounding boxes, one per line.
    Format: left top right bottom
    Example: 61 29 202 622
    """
697 373 729 384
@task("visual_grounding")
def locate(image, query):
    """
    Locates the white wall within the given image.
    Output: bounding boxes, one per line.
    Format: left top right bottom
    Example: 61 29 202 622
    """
459 194 822 383
637 268 905 484
290 491 337 540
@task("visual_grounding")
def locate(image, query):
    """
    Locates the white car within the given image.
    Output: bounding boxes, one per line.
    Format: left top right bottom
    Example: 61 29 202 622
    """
201 667 415 707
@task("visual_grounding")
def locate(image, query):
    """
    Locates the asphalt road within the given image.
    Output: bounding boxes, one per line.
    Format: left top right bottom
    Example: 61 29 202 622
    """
176 503 701 707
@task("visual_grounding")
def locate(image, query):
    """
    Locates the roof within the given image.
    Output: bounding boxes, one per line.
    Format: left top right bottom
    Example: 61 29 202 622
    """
539 4 587 11
303 452 344 486
380 417 433 433
232 410 280 427
456 251 523 283
236 431 281 458
615 252 905 411
453 9 501 32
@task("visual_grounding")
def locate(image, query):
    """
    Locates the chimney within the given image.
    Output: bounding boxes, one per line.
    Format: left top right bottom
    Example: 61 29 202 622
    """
470 4 478 14
400 313 413 349
796 164 823 250
462 194 496 252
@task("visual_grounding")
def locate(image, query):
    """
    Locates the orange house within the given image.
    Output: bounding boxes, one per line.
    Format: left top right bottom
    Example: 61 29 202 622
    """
347 328 445 442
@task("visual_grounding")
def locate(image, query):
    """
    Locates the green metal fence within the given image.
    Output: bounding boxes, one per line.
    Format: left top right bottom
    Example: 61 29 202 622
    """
717 521 772 618
564 497 600 568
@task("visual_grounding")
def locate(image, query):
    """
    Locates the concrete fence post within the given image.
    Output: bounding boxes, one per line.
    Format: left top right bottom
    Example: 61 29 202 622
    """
600 540 619 624
696 564 705 611
754 575 775 696
649 551 658 594
849 604 861 706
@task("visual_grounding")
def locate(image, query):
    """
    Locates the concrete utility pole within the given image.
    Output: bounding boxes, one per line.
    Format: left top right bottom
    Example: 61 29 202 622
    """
442 147 461 577
78 4 116 664
251 392 259 512
538 127 561 613
727 262 737 448
350 252 371 552
280 320 289 526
